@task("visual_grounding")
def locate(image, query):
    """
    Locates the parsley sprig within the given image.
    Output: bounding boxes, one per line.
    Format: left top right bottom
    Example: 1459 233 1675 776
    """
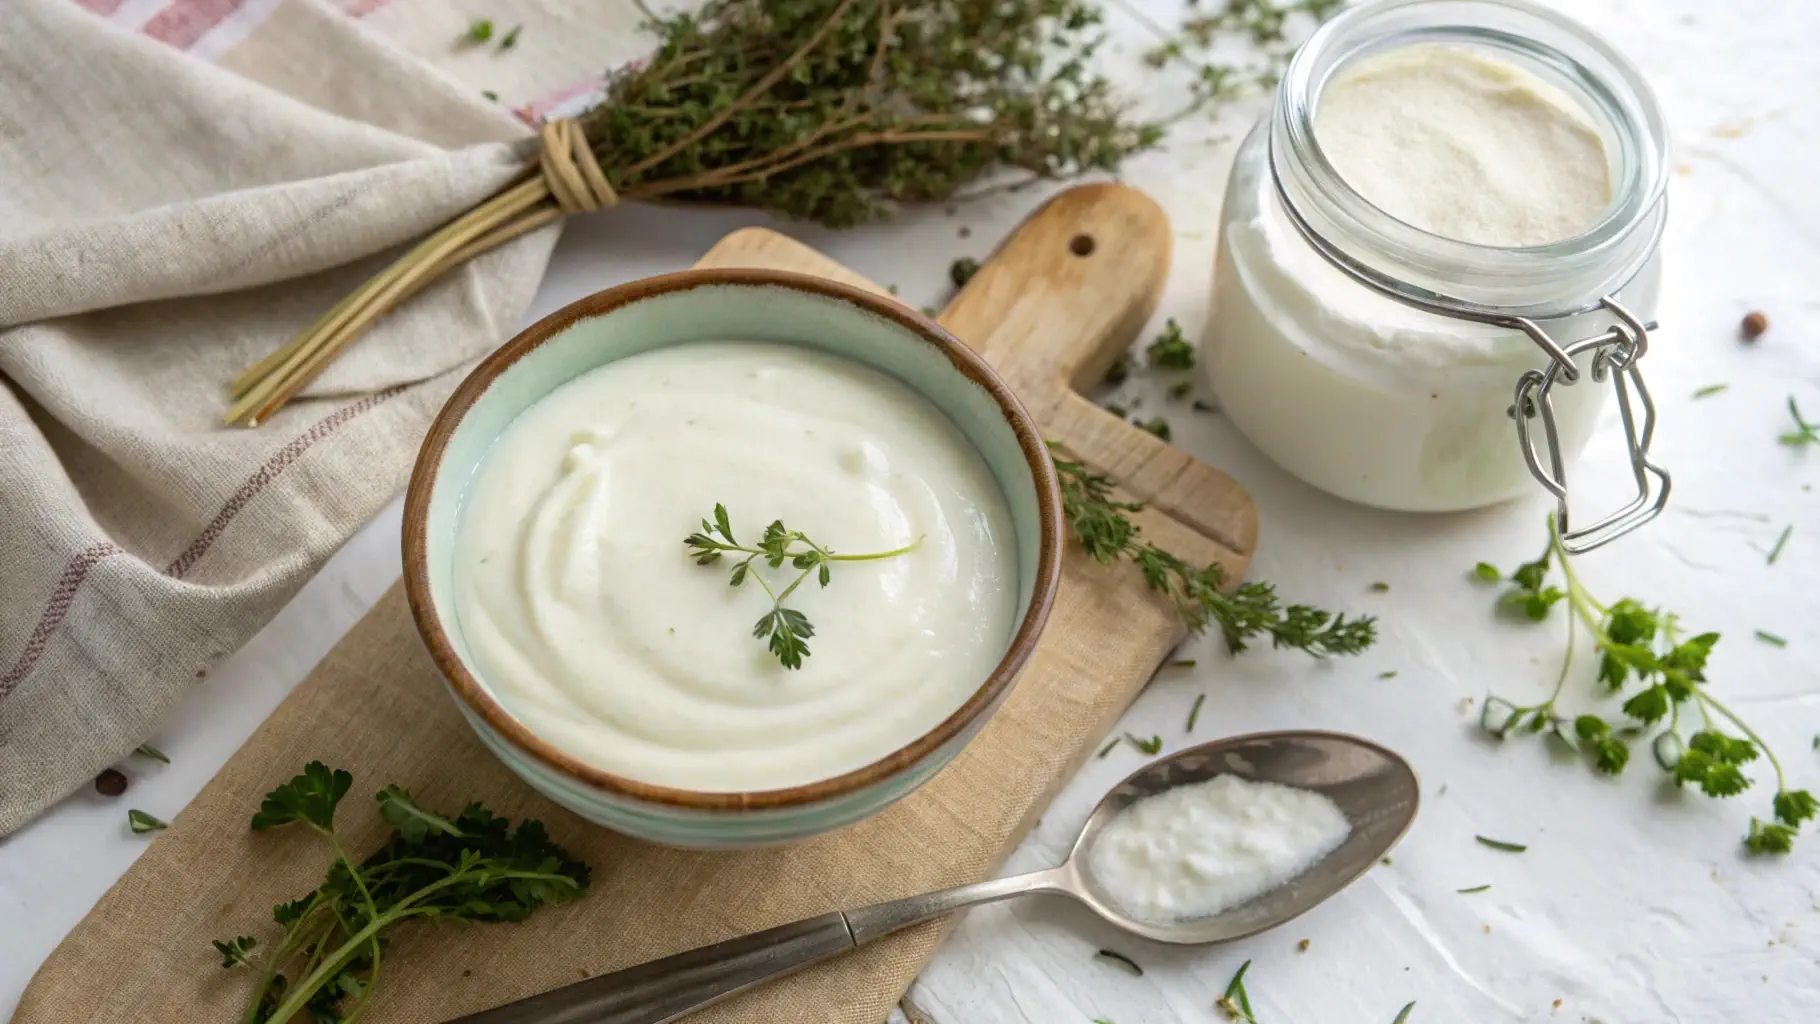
215 763 588 1023
685 504 920 669
1475 519 1817 854
1052 445 1374 657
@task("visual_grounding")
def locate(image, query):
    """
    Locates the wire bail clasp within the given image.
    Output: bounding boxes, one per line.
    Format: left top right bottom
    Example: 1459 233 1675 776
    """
1511 297 1669 554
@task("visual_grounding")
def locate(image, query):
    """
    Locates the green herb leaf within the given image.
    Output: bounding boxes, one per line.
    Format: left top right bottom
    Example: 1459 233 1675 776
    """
127 809 167 834
1471 562 1502 584
1773 789 1818 827
1096 949 1143 976
1217 959 1258 1023
1456 885 1490 894
1691 383 1728 399
251 761 351 832
1138 416 1172 441
1101 353 1131 387
1369 581 1391 593
1768 524 1793 565
1097 737 1120 759
1746 817 1796 855
1779 396 1820 447
1392 1002 1416 1024
459 18 494 45
949 257 981 289
1756 630 1788 647
481 89 499 101
499 24 522 50
1378 670 1398 680
1145 319 1194 370
1186 693 1206 733
212 936 257 969
1125 733 1163 756
1474 835 1526 853
134 743 170 764
376 785 465 844
1167 380 1194 400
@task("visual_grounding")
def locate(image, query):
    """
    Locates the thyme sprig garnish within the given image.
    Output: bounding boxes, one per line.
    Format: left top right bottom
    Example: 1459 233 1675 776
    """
1475 517 1817 854
1051 444 1374 657
685 503 920 669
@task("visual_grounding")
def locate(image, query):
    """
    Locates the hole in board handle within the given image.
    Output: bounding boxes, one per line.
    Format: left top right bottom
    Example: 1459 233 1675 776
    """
1069 234 1095 257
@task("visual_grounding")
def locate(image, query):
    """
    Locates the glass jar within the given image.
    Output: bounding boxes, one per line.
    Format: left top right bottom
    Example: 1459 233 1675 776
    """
1204 0 1670 550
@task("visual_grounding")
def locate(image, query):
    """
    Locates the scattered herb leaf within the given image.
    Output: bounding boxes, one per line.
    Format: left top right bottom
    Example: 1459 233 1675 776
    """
1186 693 1206 733
1392 1001 1416 1024
1754 630 1787 647
1369 581 1390 593
1691 383 1728 399
1378 670 1398 680
1096 949 1143 976
685 504 919 668
1471 562 1502 584
1474 835 1526 853
1102 353 1132 387
499 24 521 50
1456 884 1491 894
1167 380 1194 400
1768 524 1793 565
1145 318 1195 370
1170 658 1197 668
1216 959 1259 1023
949 257 981 289
1126 733 1163 756
1098 738 1120 759
135 744 169 765
459 18 494 45
1051 444 1374 657
1781 396 1820 447
127 809 167 834
215 763 588 1023
1138 416 1172 441
481 89 499 101
1192 398 1218 413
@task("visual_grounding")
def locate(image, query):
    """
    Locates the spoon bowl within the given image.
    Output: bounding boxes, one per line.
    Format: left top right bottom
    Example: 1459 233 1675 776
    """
1063 730 1420 944
451 730 1419 1023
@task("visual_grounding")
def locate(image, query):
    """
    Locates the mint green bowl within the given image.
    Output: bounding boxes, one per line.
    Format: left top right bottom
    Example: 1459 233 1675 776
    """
402 269 1062 848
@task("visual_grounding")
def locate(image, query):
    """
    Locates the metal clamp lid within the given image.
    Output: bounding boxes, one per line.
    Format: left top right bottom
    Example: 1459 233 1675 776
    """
1509 298 1669 553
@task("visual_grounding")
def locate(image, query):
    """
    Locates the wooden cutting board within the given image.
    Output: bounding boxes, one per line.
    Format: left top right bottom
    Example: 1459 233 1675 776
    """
16 183 1258 1023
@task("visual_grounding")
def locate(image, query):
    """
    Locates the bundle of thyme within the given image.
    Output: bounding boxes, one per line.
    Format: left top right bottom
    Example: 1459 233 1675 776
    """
230 0 1163 425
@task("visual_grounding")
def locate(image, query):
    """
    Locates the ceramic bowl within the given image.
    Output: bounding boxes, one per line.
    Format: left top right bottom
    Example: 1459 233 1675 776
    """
402 268 1062 848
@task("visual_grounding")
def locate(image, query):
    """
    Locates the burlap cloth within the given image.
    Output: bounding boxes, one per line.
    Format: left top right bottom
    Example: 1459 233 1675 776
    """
0 0 651 836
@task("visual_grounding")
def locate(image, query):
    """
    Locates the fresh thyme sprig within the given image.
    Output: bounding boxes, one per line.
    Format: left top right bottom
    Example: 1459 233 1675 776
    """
1780 395 1820 447
1050 445 1374 657
1475 518 1817 854
685 503 920 669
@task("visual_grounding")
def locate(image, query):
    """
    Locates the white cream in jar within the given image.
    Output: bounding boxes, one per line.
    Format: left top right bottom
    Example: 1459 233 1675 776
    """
453 342 1018 792
1206 1 1670 517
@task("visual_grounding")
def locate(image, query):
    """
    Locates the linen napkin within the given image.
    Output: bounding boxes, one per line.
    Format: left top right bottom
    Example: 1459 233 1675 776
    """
0 0 641 836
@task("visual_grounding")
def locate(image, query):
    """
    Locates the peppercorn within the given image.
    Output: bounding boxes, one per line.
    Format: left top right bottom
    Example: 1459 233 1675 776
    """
95 768 128 797
1741 310 1769 340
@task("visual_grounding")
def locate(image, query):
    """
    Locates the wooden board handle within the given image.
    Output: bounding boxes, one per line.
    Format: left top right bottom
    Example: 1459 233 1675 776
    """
942 183 1258 562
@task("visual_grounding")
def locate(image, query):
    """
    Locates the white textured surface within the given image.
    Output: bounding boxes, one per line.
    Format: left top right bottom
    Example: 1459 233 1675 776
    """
4 1 1818 1021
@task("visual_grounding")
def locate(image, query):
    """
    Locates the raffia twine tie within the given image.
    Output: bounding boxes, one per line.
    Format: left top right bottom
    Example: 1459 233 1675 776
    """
225 118 622 427
538 118 618 214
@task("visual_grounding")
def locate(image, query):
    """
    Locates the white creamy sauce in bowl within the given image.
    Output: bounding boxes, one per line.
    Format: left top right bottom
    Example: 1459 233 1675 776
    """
1088 775 1352 925
452 341 1019 793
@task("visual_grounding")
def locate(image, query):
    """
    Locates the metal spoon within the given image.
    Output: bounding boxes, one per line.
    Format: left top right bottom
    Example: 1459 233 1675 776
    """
450 730 1419 1024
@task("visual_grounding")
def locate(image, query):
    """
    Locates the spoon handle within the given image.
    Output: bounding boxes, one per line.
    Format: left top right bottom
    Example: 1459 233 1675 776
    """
443 868 1070 1024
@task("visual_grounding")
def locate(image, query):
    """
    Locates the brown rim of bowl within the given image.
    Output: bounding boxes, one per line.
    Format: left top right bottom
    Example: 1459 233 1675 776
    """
402 267 1064 813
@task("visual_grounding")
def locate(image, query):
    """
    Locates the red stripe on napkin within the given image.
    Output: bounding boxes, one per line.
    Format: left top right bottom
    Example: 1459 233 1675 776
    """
143 0 245 50
73 0 131 15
